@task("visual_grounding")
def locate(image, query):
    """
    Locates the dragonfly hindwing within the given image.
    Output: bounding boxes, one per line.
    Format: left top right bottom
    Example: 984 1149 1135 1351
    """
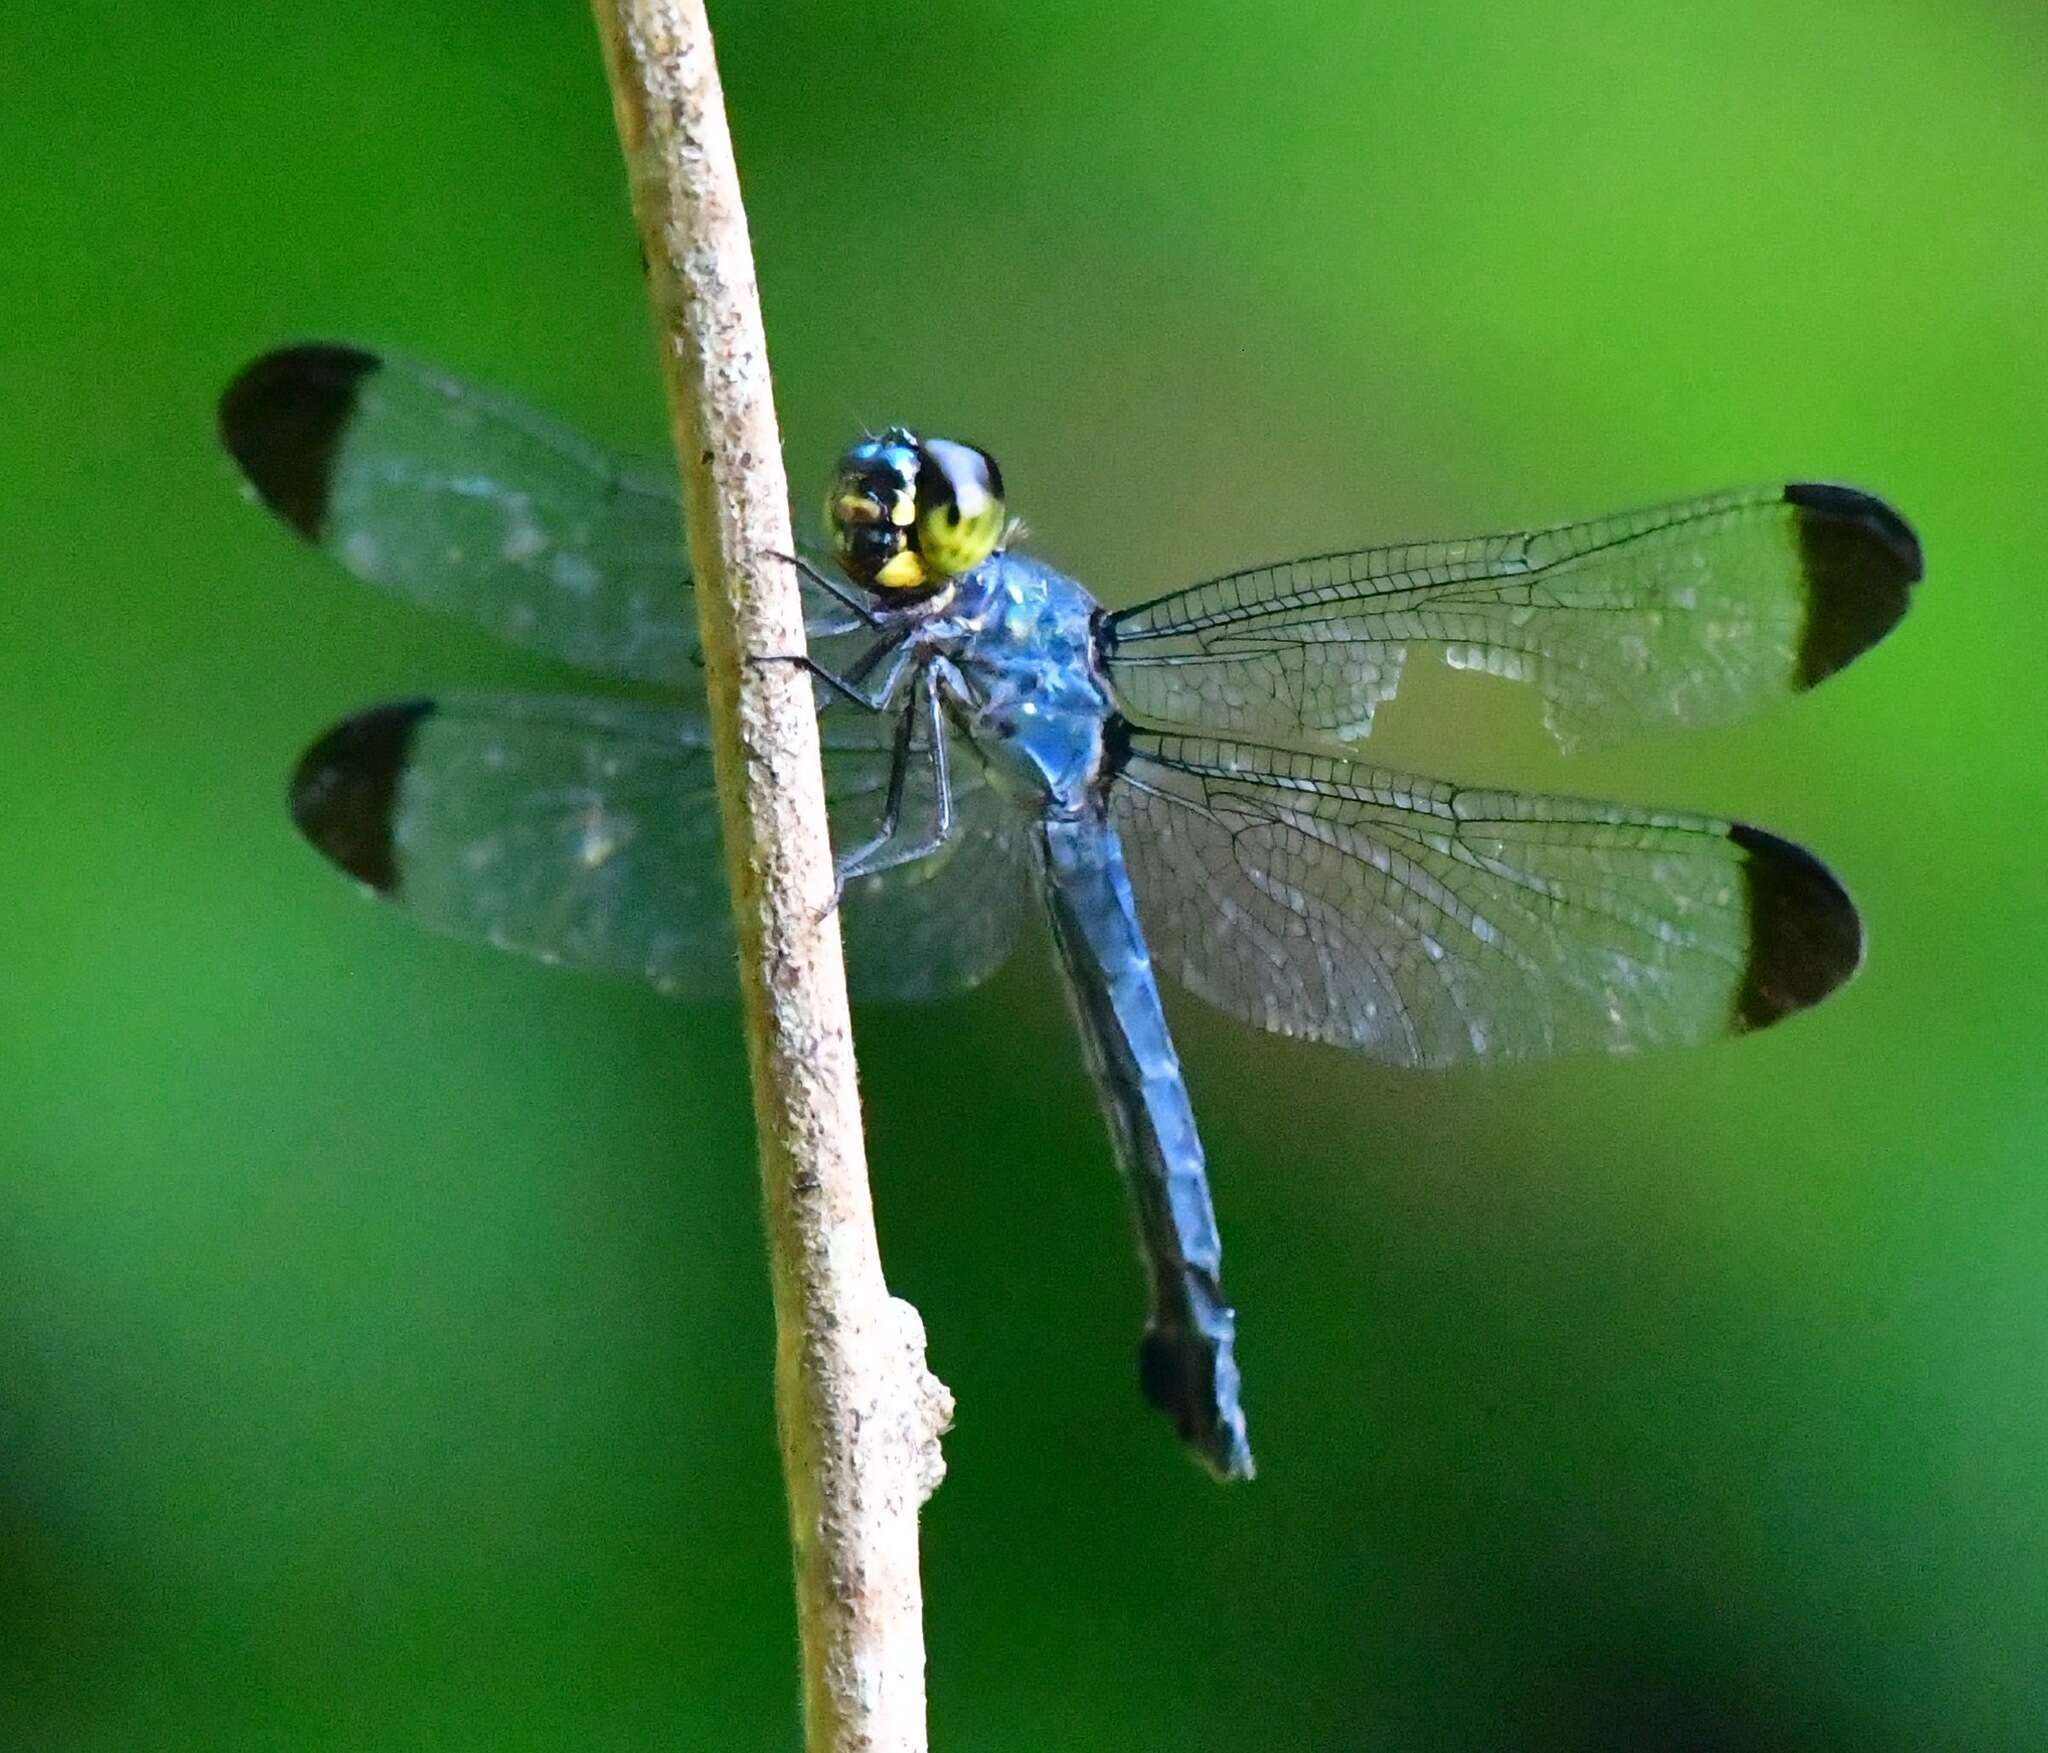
1107 729 1862 1068
289 692 1033 1003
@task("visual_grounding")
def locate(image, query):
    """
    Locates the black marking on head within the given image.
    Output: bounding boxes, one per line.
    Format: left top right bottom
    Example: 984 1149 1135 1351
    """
919 439 1002 508
219 343 380 540
288 699 435 895
1727 822 1864 1032
1137 1329 1255 1482
1783 483 1922 689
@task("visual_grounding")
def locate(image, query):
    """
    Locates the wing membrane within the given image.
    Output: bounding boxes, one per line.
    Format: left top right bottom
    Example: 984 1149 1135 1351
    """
221 345 863 686
288 692 1033 1002
1109 728 1861 1068
1104 484 1919 750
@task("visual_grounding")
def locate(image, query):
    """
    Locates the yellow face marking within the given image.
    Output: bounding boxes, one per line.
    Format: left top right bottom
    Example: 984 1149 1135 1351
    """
873 548 929 590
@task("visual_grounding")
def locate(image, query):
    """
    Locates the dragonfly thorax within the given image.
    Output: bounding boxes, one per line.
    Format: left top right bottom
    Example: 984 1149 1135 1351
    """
933 554 1119 817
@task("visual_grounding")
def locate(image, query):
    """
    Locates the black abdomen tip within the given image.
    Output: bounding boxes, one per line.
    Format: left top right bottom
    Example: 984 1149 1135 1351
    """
1728 822 1865 1031
1138 1328 1255 1482
219 343 381 539
289 699 435 895
1783 483 1922 688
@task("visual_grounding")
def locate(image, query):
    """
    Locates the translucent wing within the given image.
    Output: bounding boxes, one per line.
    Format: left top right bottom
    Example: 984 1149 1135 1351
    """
1109 728 1861 1068
287 692 1034 1002
1103 485 1920 750
219 344 864 686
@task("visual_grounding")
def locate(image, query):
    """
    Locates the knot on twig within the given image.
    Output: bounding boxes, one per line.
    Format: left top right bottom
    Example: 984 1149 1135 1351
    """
884 1296 955 1504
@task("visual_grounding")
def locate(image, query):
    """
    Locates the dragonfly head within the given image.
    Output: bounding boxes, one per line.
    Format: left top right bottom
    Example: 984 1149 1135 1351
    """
827 427 1006 596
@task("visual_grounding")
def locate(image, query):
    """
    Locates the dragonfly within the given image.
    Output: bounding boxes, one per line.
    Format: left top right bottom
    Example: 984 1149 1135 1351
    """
220 343 1920 1481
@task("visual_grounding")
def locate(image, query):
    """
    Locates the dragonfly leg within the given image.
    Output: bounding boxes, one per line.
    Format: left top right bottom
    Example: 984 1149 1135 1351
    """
751 619 913 714
830 673 958 906
761 653 889 712
767 549 882 629
827 685 921 905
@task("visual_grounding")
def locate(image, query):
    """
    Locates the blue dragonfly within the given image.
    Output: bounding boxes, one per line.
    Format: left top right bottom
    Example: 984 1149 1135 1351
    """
221 344 1920 1481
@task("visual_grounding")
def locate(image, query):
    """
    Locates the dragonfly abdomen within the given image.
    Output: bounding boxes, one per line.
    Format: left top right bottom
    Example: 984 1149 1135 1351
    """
1036 813 1254 1481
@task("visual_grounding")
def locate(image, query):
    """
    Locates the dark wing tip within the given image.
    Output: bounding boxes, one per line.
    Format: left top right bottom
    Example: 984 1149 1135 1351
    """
1137 1328 1256 1482
1782 483 1922 689
1727 822 1865 1032
219 343 381 540
288 699 435 895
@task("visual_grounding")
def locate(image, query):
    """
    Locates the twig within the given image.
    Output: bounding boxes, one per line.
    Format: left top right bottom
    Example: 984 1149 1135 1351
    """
585 5 954 1749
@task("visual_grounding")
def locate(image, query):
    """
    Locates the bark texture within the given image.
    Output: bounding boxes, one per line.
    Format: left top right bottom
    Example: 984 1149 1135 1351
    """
587 6 953 1748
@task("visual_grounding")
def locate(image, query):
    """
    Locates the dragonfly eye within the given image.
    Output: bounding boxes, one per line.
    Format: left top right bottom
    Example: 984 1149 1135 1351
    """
914 438 1006 579
827 428 1006 595
828 429 926 592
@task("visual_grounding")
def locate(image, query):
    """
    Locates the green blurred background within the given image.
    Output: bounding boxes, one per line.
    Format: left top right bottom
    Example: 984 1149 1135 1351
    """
4 0 2044 1746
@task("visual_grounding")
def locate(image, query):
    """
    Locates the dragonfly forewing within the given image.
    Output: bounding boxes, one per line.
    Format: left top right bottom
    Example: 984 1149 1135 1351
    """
220 345 864 689
1103 483 1919 750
